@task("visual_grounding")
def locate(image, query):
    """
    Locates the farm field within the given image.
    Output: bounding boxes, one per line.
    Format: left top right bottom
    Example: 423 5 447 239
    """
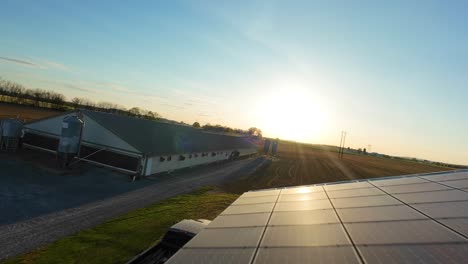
0 103 60 122
224 141 454 193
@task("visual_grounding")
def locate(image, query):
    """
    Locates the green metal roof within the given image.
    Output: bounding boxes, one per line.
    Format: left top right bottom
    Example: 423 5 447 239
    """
81 109 257 156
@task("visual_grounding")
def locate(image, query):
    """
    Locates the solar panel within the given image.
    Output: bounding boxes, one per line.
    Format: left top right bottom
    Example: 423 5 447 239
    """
439 218 468 237
269 209 339 225
370 176 429 186
379 182 451 194
412 201 468 218
420 171 468 182
254 247 361 264
326 187 384 198
221 203 275 215
207 213 270 228
441 179 468 189
357 244 468 264
261 224 351 247
166 248 256 264
394 189 468 204
336 205 425 222
274 199 333 211
345 220 465 245
167 170 468 264
184 227 264 248
277 192 328 202
232 195 278 205
331 195 402 208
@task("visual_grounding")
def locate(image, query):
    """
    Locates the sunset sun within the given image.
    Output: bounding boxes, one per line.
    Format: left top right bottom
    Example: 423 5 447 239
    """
255 86 327 142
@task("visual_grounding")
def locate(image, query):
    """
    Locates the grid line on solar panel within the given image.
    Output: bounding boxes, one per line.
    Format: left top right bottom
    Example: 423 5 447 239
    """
232 195 279 205
331 194 402 208
220 203 276 215
335 205 427 223
260 224 353 247
241 189 281 198
393 190 468 204
249 188 283 264
418 176 468 194
356 243 468 264
412 201 468 218
345 219 468 245
277 192 329 202
322 183 366 263
206 213 271 229
183 227 266 248
419 171 468 182
369 176 430 186
439 218 468 237
323 181 374 191
253 246 362 264
367 181 468 241
268 209 339 226
274 199 333 211
326 187 385 198
379 182 452 194
280 185 325 194
165 248 257 264
436 179 468 190
208 218 467 228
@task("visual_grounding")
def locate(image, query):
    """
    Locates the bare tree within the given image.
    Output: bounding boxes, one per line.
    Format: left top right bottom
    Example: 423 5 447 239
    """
129 107 141 116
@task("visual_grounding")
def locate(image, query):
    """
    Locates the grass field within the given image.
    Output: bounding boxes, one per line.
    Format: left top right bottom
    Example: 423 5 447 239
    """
0 103 60 122
224 141 453 193
1 187 238 264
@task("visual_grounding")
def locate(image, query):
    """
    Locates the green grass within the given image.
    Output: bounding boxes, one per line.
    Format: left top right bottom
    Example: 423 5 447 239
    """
2 187 239 264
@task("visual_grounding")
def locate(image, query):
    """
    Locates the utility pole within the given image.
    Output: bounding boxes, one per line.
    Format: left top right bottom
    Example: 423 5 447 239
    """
338 131 347 159
338 131 344 158
341 131 347 158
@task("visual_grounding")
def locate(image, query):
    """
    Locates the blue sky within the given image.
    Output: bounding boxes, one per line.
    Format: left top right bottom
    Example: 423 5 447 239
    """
1 0 467 164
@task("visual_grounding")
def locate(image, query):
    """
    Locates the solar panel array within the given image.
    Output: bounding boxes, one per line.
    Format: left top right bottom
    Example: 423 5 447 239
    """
167 170 468 263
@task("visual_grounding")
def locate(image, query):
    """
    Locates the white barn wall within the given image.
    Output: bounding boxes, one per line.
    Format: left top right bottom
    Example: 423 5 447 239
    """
238 148 258 156
146 148 257 175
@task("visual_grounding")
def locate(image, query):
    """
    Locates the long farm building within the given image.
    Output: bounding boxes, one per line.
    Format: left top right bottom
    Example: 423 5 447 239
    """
22 109 258 176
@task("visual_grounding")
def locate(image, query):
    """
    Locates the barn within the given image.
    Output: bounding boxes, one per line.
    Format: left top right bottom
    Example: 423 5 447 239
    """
22 109 258 176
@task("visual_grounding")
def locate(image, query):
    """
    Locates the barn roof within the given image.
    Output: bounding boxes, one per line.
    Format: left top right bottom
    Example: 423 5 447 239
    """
166 169 468 264
81 109 257 156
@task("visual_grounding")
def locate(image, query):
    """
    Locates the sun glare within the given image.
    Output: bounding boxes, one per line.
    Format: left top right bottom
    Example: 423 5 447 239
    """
255 84 327 143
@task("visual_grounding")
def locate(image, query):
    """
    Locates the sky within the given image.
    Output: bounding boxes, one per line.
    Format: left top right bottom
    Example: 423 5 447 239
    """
1 0 467 165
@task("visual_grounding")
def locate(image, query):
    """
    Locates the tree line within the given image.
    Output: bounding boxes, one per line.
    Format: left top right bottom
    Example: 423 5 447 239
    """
192 122 262 137
0 77 260 136
0 77 161 120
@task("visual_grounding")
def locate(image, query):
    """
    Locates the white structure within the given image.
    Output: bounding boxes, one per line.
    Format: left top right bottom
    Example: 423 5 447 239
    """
23 109 258 176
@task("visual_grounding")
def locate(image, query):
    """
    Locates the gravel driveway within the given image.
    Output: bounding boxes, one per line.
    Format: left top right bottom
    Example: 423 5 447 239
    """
0 156 266 260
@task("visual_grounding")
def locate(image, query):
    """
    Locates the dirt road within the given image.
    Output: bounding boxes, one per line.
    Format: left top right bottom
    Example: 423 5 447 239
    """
0 157 266 260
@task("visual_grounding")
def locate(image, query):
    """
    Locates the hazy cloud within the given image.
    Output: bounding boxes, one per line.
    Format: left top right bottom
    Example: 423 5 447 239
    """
0 56 73 72
61 83 95 93
0 56 37 67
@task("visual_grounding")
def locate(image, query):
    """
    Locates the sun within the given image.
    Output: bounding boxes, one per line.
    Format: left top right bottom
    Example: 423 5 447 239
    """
254 85 327 142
